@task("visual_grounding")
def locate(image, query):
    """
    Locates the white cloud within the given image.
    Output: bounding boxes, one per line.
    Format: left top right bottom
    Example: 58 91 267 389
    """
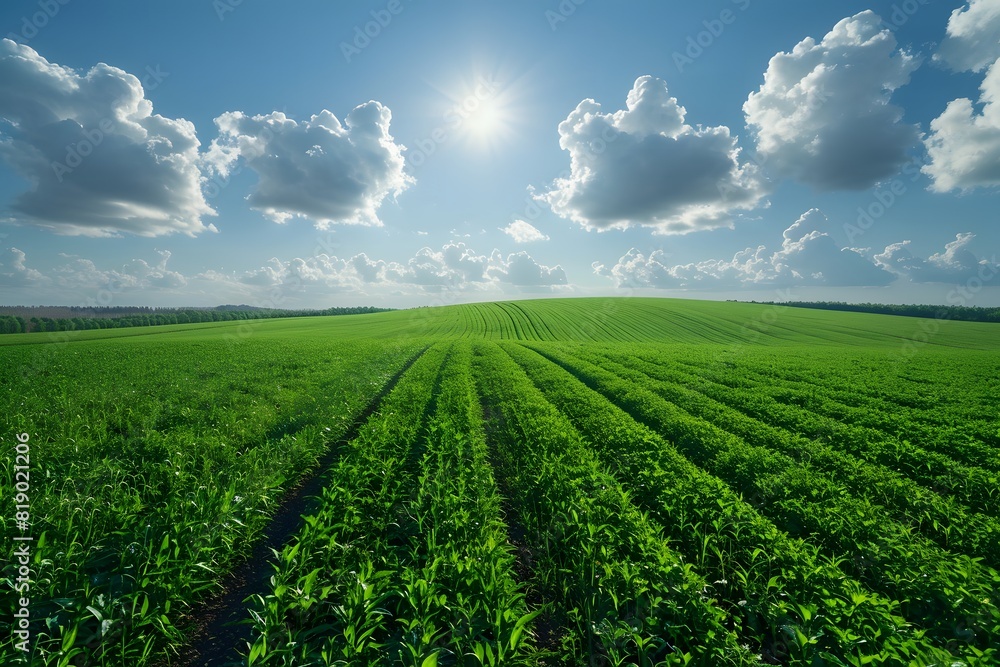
350 253 385 283
237 258 286 287
0 248 48 286
0 248 189 300
923 1 1000 193
0 40 216 237
0 242 571 307
124 250 187 289
55 249 187 291
538 75 767 234
380 243 566 288
231 254 360 292
442 243 490 282
487 250 567 286
380 243 486 287
192 256 361 309
501 219 550 243
743 11 920 190
206 102 411 228
596 248 682 288
600 209 896 289
769 211 896 286
936 0 1000 73
874 233 998 283
923 59 1000 191
205 243 566 295
384 245 473 287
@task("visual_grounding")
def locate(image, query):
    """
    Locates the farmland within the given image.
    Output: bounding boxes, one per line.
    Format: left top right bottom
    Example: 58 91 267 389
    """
2 297 999 666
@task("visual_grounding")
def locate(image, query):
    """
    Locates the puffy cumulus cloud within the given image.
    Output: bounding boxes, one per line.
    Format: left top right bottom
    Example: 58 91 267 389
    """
537 76 767 234
380 243 566 289
54 249 187 291
442 243 490 282
384 247 466 287
743 11 920 190
923 59 1000 191
501 219 549 243
350 253 385 283
594 248 681 289
0 249 190 300
383 243 488 287
0 40 216 237
233 254 359 291
3 243 570 305
936 0 1000 73
238 258 286 287
386 244 566 288
209 243 565 294
122 250 187 289
205 102 411 228
769 210 896 286
487 250 568 286
287 255 350 286
599 209 895 289
924 2 1000 195
874 233 998 283
0 248 48 286
781 207 827 242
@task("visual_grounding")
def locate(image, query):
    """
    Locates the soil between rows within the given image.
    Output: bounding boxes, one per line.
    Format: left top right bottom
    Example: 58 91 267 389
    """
168 346 428 667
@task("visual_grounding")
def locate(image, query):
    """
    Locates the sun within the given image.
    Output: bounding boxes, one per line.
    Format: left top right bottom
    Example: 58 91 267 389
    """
466 102 502 137
441 72 518 154
424 62 537 157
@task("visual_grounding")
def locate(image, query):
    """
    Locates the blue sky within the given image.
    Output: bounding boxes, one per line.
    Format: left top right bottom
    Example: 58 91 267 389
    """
0 0 998 308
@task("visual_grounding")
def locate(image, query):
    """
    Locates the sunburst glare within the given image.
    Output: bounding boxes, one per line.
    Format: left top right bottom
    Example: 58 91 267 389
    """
440 71 519 154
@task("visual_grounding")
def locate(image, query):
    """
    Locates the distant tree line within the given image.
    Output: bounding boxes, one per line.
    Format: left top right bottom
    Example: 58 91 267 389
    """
0 306 394 334
748 301 1000 323
0 304 281 320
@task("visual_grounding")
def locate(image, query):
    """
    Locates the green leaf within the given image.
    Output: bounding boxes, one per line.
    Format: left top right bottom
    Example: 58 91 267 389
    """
61 623 79 651
510 610 541 651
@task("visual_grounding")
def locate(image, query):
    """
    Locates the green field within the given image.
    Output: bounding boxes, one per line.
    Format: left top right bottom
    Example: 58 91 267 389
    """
2 298 999 666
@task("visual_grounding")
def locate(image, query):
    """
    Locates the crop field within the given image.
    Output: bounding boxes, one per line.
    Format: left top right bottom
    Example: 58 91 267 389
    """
2 297 999 666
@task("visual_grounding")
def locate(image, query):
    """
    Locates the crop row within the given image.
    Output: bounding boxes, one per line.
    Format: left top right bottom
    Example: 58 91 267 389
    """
244 343 537 665
471 342 760 665
544 342 1000 649
669 351 1000 468
674 345 998 428
503 341 997 663
575 344 1000 571
625 347 1000 518
0 338 422 665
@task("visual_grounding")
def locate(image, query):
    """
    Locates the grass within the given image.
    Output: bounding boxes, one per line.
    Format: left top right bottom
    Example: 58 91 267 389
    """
2 297 997 348
1 297 998 665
